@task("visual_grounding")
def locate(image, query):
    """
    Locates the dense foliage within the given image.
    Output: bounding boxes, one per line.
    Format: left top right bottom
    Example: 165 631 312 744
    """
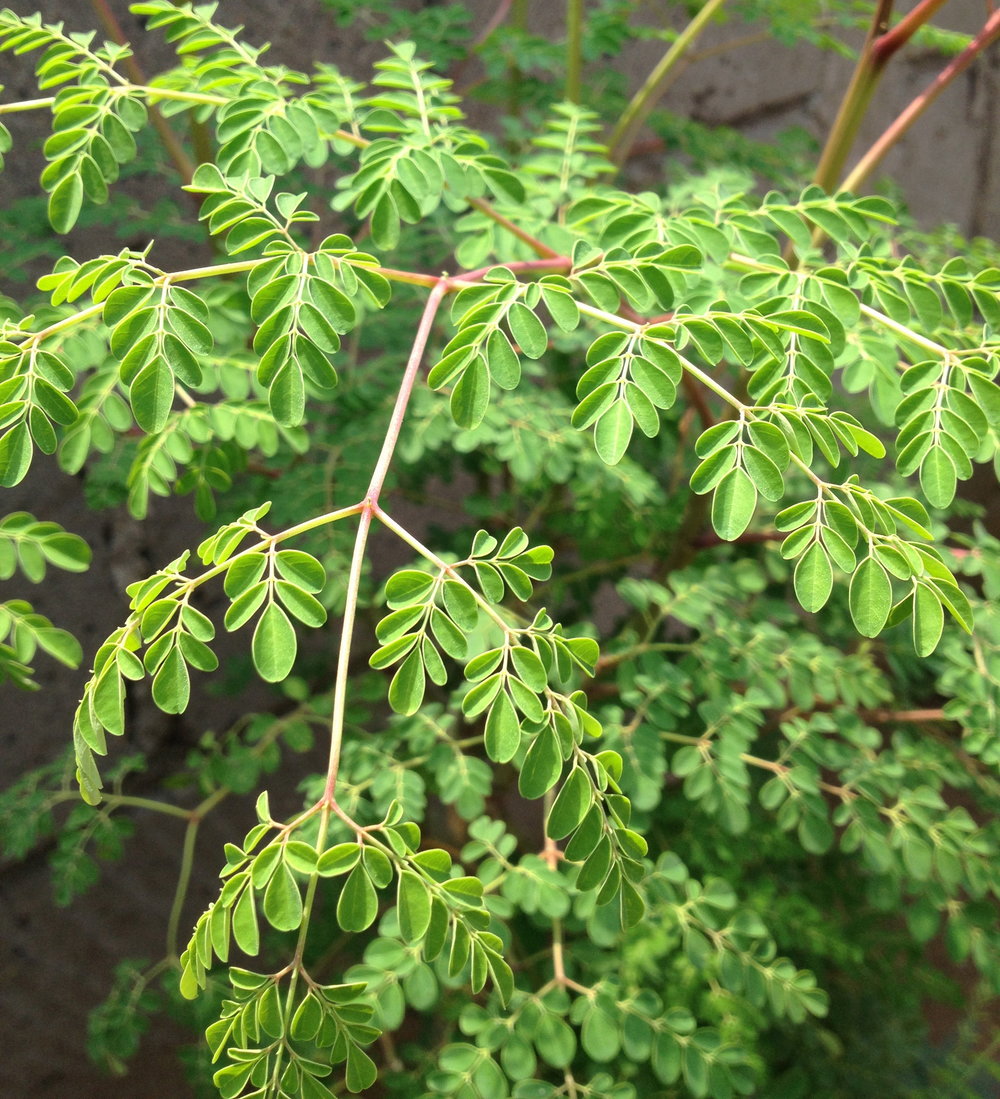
1 2 998 1097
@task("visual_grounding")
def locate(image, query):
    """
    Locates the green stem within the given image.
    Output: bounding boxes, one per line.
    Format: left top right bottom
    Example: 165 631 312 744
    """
607 0 728 165
45 789 191 819
565 0 584 103
107 793 192 819
0 96 55 115
575 300 744 410
183 502 364 595
141 87 228 107
166 817 200 958
21 260 258 349
268 807 331 1093
374 506 514 636
858 302 950 356
323 280 450 801
842 9 1000 193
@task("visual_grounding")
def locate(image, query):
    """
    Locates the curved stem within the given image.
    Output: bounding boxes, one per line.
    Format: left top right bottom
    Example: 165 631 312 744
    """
45 790 192 819
166 817 199 958
607 0 728 165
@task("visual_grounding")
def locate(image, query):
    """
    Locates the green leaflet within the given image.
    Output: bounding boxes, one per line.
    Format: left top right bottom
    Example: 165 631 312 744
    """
251 601 297 683
519 728 562 799
594 400 634 466
794 542 833 613
130 358 174 434
849 557 892 637
912 582 945 656
547 767 594 840
337 865 380 932
389 649 426 715
919 445 957 509
711 467 757 541
397 870 432 942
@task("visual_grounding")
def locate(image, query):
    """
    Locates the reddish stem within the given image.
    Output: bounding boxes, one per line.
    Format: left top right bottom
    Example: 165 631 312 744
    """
450 0 514 87
871 0 953 64
323 280 450 801
813 0 956 193
843 9 1000 192
862 708 950 723
457 256 572 283
467 196 562 258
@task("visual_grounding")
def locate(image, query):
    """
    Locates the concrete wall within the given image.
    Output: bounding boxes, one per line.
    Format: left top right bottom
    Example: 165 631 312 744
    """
1 2 998 1095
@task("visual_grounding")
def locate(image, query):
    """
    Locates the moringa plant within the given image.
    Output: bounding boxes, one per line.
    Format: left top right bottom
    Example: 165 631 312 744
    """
1 2 999 1097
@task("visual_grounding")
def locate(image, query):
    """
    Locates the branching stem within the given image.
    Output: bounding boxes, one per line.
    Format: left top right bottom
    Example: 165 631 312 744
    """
323 280 449 801
813 0 951 192
842 9 1000 194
